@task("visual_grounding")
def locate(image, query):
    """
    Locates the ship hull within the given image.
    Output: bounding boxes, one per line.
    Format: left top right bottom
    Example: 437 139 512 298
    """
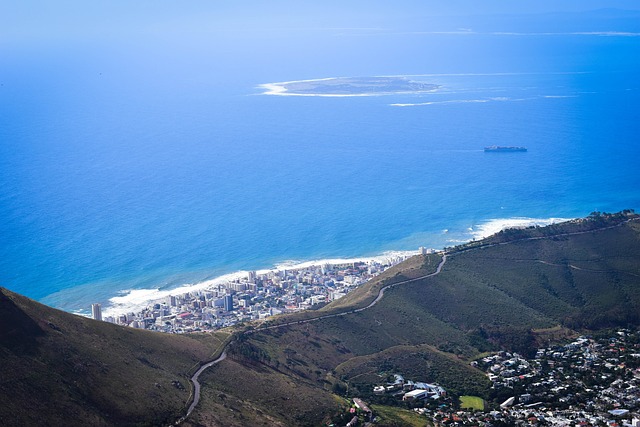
484 146 527 152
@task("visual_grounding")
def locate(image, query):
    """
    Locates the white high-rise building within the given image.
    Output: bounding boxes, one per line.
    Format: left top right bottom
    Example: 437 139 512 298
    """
247 271 257 283
167 295 177 307
91 303 102 321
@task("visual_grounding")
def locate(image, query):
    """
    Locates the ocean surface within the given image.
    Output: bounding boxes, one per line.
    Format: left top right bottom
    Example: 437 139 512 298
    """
1 17 639 316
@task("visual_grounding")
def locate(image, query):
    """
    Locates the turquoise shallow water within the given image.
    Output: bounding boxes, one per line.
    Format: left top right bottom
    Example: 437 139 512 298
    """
1 24 639 315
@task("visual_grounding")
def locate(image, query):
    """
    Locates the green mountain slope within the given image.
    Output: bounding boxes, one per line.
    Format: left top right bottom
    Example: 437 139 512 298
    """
0 288 224 426
2 212 638 427
187 212 640 426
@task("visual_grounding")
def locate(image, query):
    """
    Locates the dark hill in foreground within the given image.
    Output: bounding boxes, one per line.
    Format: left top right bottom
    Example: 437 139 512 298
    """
186 212 640 426
0 288 227 426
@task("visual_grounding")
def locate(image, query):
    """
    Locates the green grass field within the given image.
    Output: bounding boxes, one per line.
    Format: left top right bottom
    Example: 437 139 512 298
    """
459 395 485 411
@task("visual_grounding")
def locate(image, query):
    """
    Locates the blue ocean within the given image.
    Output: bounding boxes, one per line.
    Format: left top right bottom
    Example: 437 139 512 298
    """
1 7 639 315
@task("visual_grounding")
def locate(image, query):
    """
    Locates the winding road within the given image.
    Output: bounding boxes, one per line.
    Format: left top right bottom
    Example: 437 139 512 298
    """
186 350 227 418
178 216 638 424
250 253 448 332
177 254 448 424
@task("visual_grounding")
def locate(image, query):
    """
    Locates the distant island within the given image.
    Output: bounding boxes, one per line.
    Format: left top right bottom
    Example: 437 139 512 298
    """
260 76 440 96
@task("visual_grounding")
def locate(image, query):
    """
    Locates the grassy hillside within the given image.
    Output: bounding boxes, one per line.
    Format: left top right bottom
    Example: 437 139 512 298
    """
2 212 638 426
334 344 490 398
188 212 640 425
254 253 442 328
0 288 225 426
183 356 345 427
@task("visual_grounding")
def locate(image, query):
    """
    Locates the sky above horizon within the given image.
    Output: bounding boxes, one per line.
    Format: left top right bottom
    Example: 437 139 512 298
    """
3 0 640 43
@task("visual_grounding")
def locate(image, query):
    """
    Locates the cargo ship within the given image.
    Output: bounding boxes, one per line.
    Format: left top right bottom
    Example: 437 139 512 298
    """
484 146 527 152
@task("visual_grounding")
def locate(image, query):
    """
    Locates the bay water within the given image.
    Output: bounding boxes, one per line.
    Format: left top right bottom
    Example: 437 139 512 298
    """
1 18 639 315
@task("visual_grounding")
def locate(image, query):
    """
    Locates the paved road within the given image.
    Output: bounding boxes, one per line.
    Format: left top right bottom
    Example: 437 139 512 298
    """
186 350 227 417
174 350 227 425
177 253 448 424
178 215 638 424
250 253 448 333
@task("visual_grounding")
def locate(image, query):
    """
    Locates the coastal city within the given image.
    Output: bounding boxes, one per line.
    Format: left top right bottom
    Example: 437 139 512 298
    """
88 248 640 427
90 250 427 332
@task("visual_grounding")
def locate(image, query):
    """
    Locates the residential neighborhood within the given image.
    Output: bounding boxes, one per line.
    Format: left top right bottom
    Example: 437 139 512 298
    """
420 329 640 426
371 374 447 402
340 330 640 426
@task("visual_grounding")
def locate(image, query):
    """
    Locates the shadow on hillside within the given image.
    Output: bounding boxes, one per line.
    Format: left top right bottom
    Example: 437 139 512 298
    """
0 289 44 355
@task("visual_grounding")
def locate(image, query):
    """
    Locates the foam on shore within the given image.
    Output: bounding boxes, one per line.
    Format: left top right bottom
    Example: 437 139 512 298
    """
268 250 418 272
101 217 573 318
102 250 418 318
102 270 249 318
470 217 571 241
